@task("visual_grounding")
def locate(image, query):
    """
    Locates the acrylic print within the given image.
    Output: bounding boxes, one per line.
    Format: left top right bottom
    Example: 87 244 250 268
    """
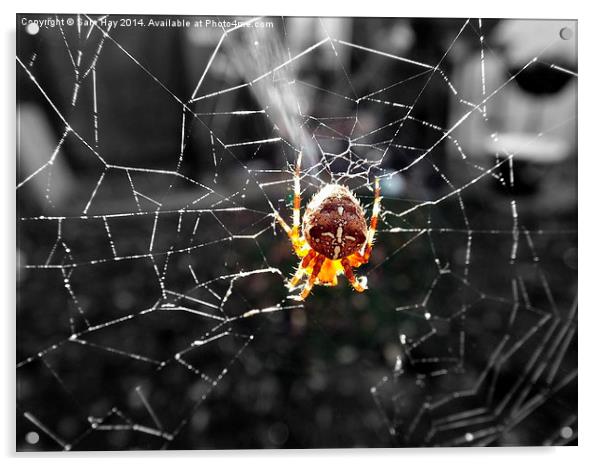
16 15 577 449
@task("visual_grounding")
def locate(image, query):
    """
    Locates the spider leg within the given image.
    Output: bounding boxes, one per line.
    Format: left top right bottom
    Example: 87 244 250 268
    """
274 151 306 257
288 250 316 289
357 177 382 263
274 210 308 258
298 254 325 300
274 211 292 236
292 150 303 238
341 257 367 292
288 265 305 290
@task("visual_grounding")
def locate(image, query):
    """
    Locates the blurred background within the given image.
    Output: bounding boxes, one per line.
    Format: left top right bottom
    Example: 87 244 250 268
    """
17 15 577 449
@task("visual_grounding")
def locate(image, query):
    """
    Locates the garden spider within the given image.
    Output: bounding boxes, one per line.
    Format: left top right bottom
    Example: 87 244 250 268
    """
274 151 381 300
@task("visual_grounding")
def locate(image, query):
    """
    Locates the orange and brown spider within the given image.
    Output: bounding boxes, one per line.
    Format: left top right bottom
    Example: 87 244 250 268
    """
274 151 382 300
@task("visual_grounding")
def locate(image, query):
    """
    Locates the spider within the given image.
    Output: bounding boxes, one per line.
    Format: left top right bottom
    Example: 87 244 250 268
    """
274 151 381 300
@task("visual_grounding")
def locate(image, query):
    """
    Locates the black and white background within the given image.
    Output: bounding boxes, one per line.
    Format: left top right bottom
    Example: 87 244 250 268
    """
8 1 594 462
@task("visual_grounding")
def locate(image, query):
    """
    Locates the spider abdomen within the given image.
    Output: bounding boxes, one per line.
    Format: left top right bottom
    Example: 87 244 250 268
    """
302 184 368 260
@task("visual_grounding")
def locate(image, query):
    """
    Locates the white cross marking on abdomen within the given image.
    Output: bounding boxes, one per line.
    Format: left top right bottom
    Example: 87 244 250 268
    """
336 226 343 243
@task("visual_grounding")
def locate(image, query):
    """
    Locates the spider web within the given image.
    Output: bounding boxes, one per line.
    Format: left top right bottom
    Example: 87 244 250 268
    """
16 15 577 449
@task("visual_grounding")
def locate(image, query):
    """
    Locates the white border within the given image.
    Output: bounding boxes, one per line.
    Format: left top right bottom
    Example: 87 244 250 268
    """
4 1 598 464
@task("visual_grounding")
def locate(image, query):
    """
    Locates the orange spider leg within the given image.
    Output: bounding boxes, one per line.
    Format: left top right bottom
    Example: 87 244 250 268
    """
288 250 316 289
288 265 305 290
274 151 306 257
274 214 305 257
354 177 382 264
299 254 325 300
341 257 367 292
292 150 302 238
